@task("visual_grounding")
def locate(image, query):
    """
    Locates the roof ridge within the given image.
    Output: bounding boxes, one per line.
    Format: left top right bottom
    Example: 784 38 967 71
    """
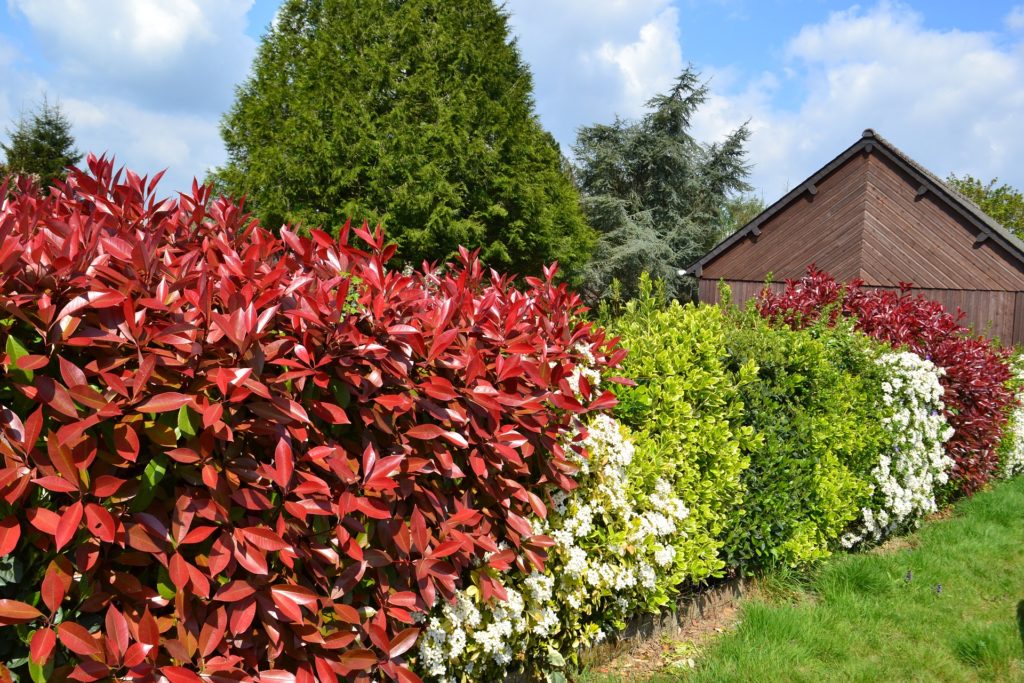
688 129 1024 274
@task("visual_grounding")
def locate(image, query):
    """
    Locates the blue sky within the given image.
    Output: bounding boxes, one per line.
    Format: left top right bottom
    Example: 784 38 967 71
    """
2 1 1023 202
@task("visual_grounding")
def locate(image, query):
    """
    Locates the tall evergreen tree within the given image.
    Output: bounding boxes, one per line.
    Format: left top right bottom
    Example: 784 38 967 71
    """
573 68 751 302
214 0 593 277
2 97 82 187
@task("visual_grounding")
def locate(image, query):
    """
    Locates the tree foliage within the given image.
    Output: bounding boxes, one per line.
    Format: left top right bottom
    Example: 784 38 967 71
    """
214 0 593 278
572 68 752 302
1 97 81 187
946 173 1024 240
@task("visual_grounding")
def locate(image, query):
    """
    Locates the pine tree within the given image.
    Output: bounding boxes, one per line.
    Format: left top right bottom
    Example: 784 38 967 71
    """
2 97 82 187
214 0 593 277
573 68 751 302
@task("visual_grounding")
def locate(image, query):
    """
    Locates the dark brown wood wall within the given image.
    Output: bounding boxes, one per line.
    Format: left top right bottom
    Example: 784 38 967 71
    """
702 153 869 282
861 153 1024 290
699 278 1021 346
697 146 1024 346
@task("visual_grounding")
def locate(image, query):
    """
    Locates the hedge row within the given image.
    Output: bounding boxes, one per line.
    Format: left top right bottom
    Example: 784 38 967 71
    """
0 165 1019 682
0 160 622 682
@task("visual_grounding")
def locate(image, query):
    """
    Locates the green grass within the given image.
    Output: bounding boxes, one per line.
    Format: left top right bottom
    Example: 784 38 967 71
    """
586 477 1024 682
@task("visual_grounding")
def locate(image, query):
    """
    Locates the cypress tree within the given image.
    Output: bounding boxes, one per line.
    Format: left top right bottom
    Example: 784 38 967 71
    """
215 0 593 276
2 97 82 187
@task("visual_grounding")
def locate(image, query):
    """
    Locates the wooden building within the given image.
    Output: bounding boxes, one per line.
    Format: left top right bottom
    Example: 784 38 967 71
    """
688 129 1024 345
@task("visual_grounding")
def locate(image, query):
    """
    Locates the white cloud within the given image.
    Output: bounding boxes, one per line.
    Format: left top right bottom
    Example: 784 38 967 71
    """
594 8 684 116
505 0 683 153
688 3 1024 200
1007 5 1024 31
2 0 257 192
10 1 255 114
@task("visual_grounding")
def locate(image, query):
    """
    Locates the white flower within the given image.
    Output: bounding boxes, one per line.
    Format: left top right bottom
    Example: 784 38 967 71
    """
846 351 953 546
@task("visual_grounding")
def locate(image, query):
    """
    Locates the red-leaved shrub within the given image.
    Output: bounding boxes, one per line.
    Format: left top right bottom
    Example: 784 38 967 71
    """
758 266 1012 496
0 157 624 682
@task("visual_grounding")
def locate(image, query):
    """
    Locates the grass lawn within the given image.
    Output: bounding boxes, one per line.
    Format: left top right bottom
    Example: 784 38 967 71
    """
585 476 1024 682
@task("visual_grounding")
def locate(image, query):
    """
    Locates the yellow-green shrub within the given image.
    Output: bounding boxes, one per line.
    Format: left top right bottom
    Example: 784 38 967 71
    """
605 275 757 591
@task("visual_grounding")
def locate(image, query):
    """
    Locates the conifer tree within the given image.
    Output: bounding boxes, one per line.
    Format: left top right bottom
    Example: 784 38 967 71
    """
214 0 593 276
573 68 751 302
2 97 81 187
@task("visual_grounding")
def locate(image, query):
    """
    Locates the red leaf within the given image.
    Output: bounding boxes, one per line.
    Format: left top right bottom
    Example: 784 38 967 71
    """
83 503 116 543
92 475 127 498
26 508 60 535
169 553 190 589
41 560 71 613
270 588 303 623
138 607 160 646
240 526 290 552
0 599 43 625
215 581 256 602
395 667 424 683
388 627 420 657
29 627 56 664
0 517 20 556
55 500 84 551
134 392 192 413
338 649 377 673
271 584 319 607
104 605 130 658
33 377 78 418
113 422 140 462
57 621 100 656
32 475 79 494
161 667 204 683
406 424 468 448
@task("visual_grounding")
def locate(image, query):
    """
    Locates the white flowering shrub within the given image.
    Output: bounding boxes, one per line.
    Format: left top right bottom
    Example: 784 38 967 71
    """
416 413 696 680
841 351 954 547
998 354 1024 477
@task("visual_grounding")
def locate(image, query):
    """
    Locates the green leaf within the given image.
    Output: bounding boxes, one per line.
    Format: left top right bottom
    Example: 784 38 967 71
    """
29 656 53 683
156 566 176 600
130 454 169 512
177 405 197 437
5 334 33 383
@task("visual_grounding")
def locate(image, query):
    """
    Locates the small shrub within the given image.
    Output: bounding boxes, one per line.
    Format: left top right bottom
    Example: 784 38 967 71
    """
841 351 954 547
417 412 695 679
0 158 624 681
758 267 1013 496
603 275 756 584
997 354 1024 477
720 308 886 567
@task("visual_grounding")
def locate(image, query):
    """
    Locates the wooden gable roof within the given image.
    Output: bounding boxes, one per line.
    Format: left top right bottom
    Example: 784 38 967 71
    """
688 129 1024 291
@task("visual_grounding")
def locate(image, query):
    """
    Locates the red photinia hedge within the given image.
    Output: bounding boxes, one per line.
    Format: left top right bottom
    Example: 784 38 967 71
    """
0 157 625 682
757 266 1012 496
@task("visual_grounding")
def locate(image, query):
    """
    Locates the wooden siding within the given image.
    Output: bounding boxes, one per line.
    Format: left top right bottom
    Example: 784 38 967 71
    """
699 279 1020 345
702 153 869 282
1014 293 1024 346
698 279 783 305
860 153 1024 290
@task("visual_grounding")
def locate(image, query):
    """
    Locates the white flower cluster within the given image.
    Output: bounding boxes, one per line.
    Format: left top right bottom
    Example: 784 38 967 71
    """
566 342 602 397
842 351 954 547
998 356 1024 477
416 413 692 680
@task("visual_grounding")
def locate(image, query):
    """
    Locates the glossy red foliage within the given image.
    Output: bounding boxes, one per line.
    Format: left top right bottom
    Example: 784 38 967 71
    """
0 157 624 681
757 266 1013 496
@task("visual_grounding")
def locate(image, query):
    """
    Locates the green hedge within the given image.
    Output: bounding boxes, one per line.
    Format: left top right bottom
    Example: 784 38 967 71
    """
720 306 888 567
